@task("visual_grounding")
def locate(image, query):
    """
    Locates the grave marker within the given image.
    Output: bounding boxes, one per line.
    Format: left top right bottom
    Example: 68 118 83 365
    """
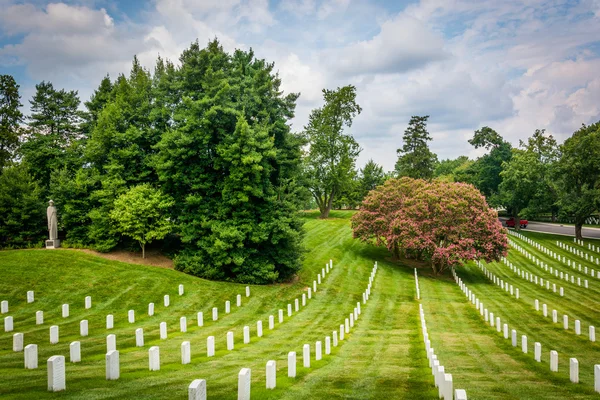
47 355 65 392
316 341 322 361
207 336 215 357
128 310 135 324
303 344 310 368
50 325 59 344
243 326 250 344
238 368 251 400
106 314 114 329
24 344 38 369
227 331 234 350
213 307 218 321
62 304 69 318
160 322 167 339
149 346 160 371
269 315 274 329
197 312 204 327
27 291 34 303
148 303 154 316
70 341 81 363
288 352 296 378
534 342 541 362
266 360 276 389
107 334 116 352
570 358 579 383
85 296 91 309
164 295 170 307
550 350 558 372
80 320 88 337
188 379 206 400
180 316 187 333
257 321 263 337
182 341 191 365
136 328 144 347
13 332 23 352
36 311 43 325
106 350 119 380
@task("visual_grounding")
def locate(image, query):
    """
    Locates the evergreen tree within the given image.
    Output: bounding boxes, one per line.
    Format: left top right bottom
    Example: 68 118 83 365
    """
0 75 24 172
395 115 437 179
359 159 386 200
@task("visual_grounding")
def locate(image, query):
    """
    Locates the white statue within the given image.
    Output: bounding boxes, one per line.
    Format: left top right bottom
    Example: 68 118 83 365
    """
46 200 59 246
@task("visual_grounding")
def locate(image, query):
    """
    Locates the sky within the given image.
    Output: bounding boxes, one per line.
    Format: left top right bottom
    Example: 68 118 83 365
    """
1 0 599 171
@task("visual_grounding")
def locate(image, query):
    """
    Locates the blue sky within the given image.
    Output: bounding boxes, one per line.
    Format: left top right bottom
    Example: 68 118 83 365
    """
1 0 600 170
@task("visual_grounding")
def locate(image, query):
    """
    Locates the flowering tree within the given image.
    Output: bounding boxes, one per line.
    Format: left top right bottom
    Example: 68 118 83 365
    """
351 177 508 274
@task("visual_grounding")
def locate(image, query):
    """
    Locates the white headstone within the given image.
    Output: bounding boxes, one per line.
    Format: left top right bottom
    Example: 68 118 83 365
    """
188 379 207 400
325 336 331 355
302 293 306 306
197 312 204 327
207 336 215 357
243 326 250 344
164 295 170 307
455 389 467 399
80 320 88 337
226 301 231 314
550 350 558 372
575 320 581 335
563 315 569 330
257 321 263 337
590 326 596 342
308 287 312 299
148 303 154 316
278 309 283 323
315 341 323 362
295 298 299 312
136 328 144 347
340 324 345 340
107 334 116 352
534 342 541 362
303 344 310 368
50 325 59 344
182 341 191 365
27 291 34 303
106 350 119 380
149 346 160 371
269 315 274 329
62 304 69 318
333 331 338 346
288 351 296 377
521 335 527 353
227 331 234 350
85 296 91 309
36 310 44 325
1 300 8 314
570 358 579 383
287 304 292 317
266 360 276 389
160 322 167 339
128 310 135 324
238 368 251 400
246 286 250 297
24 344 38 369
237 294 242 307
595 365 600 393
511 329 517 347
180 316 187 333
13 332 23 352
70 341 81 363
47 355 66 392
179 284 184 296
106 314 114 329
212 307 218 321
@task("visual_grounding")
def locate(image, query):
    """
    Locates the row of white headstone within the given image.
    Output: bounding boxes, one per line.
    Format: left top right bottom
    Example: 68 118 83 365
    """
507 236 591 291
186 261 376 400
416 270 467 400
585 240 600 254
453 268 600 393
509 230 598 282
477 261 520 299
477 259 596 345
501 256 568 295
532 299 596 342
500 252 565 297
414 268 420 300
22 261 335 393
558 240 600 266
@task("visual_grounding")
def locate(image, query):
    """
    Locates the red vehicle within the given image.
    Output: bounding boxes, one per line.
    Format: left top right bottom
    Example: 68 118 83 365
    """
506 217 528 228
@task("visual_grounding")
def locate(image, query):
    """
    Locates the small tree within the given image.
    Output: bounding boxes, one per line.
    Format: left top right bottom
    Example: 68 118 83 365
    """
351 177 508 274
110 184 173 258
395 116 437 179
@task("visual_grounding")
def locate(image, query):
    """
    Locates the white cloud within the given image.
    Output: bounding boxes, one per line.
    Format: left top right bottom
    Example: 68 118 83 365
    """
279 0 316 15
318 0 351 19
324 13 447 76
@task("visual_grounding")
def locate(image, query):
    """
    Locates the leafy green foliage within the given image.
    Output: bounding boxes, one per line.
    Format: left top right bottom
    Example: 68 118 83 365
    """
154 40 305 283
304 85 362 218
0 164 45 248
0 75 24 172
395 116 437 179
557 121 600 239
110 184 173 258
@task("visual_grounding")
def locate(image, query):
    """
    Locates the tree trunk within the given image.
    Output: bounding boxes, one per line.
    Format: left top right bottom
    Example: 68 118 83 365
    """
142 243 146 259
513 209 520 231
575 224 583 240
320 189 335 219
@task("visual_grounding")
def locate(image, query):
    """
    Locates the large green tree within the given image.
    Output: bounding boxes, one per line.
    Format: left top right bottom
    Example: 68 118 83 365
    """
557 121 600 239
304 85 362 218
359 159 386 199
466 126 512 204
155 40 305 283
0 75 24 172
395 115 437 179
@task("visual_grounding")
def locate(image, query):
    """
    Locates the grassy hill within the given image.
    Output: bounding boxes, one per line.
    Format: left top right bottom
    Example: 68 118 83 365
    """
1 212 600 398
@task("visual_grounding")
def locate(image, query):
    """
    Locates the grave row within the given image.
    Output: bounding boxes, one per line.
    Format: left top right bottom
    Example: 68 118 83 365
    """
414 268 421 300
508 231 598 282
584 240 600 255
8 260 341 394
416 270 467 400
500 252 566 297
3 283 252 338
476 261 520 299
558 241 600 266
232 262 379 399
532 298 596 342
452 268 600 393
507 238 591 290
478 260 596 345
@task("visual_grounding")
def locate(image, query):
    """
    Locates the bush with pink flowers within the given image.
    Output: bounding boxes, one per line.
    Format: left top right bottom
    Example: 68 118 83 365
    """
351 177 508 274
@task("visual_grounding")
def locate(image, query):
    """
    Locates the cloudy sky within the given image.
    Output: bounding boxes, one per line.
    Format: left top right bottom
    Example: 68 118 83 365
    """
1 0 599 171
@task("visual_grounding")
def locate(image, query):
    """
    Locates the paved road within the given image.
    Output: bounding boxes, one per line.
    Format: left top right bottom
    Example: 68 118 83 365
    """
502 219 600 239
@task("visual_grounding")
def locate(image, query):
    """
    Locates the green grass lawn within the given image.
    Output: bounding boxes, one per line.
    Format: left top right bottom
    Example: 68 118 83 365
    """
1 212 600 398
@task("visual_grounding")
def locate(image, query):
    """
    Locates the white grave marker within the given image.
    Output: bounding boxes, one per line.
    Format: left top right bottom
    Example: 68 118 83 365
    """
149 346 160 371
106 350 119 380
238 368 251 400
288 351 297 377
47 355 66 392
266 360 276 389
24 344 38 369
181 341 191 365
70 341 81 363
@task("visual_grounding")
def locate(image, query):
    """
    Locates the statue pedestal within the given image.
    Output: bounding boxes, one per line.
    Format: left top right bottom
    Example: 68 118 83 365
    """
46 240 60 249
